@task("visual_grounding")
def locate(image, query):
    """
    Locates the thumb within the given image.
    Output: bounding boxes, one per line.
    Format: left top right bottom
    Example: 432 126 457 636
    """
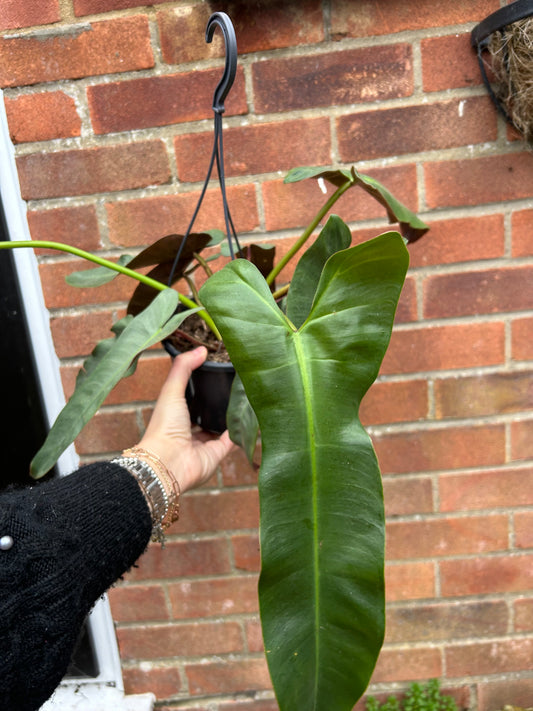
165 347 208 398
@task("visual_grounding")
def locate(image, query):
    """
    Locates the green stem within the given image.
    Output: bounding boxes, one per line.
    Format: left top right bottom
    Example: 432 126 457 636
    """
0 240 222 340
272 283 290 300
265 178 354 286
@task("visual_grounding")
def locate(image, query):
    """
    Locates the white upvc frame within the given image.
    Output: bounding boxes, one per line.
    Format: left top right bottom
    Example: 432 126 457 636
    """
0 94 154 711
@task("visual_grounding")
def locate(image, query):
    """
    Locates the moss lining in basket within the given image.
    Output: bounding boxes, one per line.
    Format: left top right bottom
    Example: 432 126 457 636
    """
472 0 533 143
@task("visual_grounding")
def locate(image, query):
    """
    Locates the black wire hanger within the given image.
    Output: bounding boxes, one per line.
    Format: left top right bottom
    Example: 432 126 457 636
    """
168 12 242 286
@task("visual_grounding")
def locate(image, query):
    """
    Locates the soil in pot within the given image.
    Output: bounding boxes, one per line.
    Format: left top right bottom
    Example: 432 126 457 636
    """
165 312 230 363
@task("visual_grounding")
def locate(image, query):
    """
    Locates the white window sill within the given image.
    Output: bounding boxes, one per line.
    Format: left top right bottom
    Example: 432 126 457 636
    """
40 685 155 711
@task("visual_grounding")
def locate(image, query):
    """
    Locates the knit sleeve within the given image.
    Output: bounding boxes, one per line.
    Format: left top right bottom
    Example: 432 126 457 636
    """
0 462 153 711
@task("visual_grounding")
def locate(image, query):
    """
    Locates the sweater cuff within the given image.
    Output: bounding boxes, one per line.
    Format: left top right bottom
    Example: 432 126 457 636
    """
51 461 153 594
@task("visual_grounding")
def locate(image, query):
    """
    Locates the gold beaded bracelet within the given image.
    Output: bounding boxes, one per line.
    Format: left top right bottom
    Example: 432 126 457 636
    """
112 446 180 544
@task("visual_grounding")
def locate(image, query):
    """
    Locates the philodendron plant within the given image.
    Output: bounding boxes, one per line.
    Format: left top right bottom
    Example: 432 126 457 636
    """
0 163 427 711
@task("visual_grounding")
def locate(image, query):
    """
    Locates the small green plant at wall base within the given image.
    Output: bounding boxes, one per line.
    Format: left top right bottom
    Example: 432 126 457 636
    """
366 680 458 711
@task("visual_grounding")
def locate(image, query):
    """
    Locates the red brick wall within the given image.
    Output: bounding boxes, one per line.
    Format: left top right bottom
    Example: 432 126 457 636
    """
2 1 532 709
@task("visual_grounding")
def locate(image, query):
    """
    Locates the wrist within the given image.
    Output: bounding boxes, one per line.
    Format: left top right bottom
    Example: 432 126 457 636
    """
112 446 180 544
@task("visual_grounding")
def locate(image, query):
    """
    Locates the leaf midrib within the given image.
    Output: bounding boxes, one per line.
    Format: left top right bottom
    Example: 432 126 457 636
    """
292 330 320 706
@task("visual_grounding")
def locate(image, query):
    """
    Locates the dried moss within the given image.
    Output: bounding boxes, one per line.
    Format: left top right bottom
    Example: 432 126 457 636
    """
486 17 533 142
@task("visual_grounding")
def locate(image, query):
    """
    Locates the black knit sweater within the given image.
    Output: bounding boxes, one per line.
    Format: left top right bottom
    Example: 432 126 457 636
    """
0 462 152 710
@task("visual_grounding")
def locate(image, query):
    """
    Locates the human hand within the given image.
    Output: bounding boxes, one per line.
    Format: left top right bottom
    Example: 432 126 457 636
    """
138 347 235 493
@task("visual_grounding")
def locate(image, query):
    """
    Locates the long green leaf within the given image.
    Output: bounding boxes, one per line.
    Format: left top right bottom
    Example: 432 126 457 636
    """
285 165 353 188
287 214 352 329
31 290 195 478
227 373 259 464
350 166 428 243
285 165 429 243
65 254 134 287
200 232 409 711
76 315 134 384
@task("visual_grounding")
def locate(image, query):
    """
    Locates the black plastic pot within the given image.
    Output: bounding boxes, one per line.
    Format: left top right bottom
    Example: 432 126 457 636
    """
164 339 235 434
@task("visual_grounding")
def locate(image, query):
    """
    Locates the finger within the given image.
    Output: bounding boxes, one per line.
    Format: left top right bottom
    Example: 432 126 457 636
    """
142 348 207 444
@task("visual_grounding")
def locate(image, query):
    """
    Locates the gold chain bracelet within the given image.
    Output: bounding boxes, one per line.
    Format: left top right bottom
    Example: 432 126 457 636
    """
112 446 180 544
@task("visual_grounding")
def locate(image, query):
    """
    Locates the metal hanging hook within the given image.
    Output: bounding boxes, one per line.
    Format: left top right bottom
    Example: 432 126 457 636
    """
206 12 237 114
167 13 240 286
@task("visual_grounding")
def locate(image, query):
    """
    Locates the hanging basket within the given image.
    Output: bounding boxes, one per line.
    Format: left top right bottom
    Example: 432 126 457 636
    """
471 0 533 143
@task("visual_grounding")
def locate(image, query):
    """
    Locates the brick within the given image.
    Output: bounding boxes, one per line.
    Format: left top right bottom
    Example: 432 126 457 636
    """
117 620 244 660
88 68 247 134
4 91 81 143
158 1 324 62
446 638 533 678
125 538 231 581
512 317 533 361
263 164 418 232
395 276 418 323
381 322 505 375
435 371 533 419
108 584 168 623
511 419 533 461
74 0 168 15
477 678 533 711
122 665 183 699
383 476 433 517
168 576 258 619
17 141 170 200
409 215 505 267
337 97 496 161
385 600 508 643
172 489 260 534
186 658 271 696
371 647 441 684
246 618 264 653
157 5 225 65
423 265 533 319
0 16 153 88
232 534 261 572
50 310 114 358
330 0 498 39
515 511 533 549
0 0 59 30
385 562 436 601
27 205 100 253
425 153 533 209
39 260 135 310
252 44 413 114
373 424 506 475
220 445 260 487
74 409 140 454
439 466 533 512
512 209 533 256
421 33 483 92
386 515 508 560
175 118 331 182
106 185 259 247
440 554 533 596
514 598 533 631
360 379 428 426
